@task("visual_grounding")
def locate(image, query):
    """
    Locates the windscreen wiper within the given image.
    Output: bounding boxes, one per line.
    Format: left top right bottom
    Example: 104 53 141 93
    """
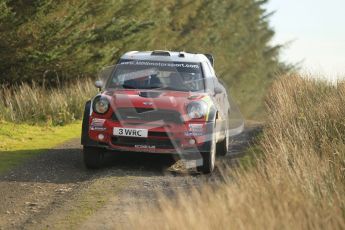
121 84 136 89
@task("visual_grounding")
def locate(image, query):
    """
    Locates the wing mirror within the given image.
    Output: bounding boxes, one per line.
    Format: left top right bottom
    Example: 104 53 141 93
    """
214 86 223 95
95 80 104 91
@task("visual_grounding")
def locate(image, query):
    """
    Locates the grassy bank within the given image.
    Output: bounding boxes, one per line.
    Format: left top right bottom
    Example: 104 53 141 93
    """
0 121 81 173
124 74 345 229
0 79 96 125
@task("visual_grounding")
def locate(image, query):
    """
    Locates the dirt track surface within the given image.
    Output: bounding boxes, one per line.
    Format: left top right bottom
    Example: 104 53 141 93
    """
0 123 262 230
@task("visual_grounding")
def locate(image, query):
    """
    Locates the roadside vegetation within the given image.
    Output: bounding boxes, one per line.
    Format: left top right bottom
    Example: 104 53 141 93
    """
0 79 93 173
0 121 81 173
0 79 96 125
124 74 345 229
0 76 95 173
0 0 289 119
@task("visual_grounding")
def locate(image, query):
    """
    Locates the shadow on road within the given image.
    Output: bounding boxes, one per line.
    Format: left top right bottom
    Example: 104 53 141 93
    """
0 123 263 184
0 145 180 184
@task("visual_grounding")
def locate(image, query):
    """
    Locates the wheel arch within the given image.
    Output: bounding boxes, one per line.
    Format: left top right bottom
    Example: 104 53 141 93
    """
81 100 98 146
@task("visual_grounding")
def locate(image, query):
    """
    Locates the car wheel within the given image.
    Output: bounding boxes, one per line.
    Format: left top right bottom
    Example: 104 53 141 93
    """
83 146 105 169
217 123 229 156
197 125 216 174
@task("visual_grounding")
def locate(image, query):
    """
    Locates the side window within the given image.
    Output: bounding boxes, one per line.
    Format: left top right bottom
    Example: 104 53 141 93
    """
202 62 214 92
206 62 216 77
206 62 224 91
100 65 115 87
202 62 214 78
206 62 220 91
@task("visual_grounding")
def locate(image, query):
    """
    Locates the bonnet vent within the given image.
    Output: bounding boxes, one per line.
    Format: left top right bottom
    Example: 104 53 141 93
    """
139 91 162 98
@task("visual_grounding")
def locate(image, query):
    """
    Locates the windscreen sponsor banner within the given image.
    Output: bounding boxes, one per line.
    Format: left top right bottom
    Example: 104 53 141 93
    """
117 69 158 82
119 60 201 70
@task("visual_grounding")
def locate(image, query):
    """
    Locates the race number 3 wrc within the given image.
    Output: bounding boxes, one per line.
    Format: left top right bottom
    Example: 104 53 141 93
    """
113 127 148 138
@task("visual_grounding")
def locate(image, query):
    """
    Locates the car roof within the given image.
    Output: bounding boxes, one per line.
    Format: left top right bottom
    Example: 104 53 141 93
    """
120 51 211 64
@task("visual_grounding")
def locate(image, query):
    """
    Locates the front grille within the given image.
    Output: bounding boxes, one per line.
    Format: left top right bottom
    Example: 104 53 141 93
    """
112 108 183 124
134 107 155 113
111 136 179 149
148 131 169 137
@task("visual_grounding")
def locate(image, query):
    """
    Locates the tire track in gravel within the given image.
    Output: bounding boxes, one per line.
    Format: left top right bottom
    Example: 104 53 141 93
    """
0 123 262 230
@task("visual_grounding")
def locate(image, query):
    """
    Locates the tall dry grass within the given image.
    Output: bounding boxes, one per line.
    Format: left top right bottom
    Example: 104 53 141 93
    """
124 74 345 230
0 79 96 125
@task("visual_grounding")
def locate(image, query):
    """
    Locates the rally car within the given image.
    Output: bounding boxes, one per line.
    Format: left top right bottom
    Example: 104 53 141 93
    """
81 50 232 173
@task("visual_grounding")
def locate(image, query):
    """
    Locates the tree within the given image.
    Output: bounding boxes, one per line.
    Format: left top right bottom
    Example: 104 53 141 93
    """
0 0 285 118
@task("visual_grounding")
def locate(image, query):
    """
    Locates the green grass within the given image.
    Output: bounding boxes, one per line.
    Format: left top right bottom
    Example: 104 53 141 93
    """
238 145 264 170
50 176 130 229
0 120 82 173
0 79 96 125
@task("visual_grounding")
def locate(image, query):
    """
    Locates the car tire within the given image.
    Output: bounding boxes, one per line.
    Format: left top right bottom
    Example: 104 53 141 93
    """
197 124 217 174
217 123 229 156
83 146 105 169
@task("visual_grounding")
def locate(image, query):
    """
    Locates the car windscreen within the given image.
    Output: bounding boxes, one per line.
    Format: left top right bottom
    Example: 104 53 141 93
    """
106 60 205 92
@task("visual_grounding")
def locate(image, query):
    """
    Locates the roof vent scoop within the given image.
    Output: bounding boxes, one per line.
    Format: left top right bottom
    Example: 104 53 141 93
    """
151 50 171 56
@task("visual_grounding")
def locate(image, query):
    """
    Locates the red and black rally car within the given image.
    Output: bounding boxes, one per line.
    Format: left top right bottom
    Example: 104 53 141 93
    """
81 51 233 173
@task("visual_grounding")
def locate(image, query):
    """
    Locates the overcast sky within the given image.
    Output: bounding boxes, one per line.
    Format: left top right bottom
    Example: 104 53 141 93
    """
266 0 345 79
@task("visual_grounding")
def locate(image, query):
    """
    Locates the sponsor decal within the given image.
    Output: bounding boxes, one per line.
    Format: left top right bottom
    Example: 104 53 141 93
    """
134 145 156 149
189 124 203 132
126 116 142 120
184 131 203 137
143 101 153 106
90 118 106 131
120 60 201 69
90 126 107 131
185 124 204 136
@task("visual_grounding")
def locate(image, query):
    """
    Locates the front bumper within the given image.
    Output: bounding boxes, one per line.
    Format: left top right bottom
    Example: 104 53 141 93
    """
88 119 213 154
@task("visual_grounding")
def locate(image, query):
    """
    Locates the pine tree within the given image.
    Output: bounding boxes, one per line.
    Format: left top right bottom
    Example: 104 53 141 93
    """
0 0 285 118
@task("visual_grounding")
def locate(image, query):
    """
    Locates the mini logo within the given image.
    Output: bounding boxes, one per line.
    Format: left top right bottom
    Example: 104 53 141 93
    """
143 102 153 106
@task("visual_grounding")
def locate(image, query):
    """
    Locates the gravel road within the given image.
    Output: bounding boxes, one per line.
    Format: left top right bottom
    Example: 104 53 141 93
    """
0 123 261 230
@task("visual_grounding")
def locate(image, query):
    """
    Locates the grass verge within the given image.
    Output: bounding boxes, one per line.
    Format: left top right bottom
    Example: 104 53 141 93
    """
0 79 96 125
0 121 81 173
45 176 130 230
123 74 345 230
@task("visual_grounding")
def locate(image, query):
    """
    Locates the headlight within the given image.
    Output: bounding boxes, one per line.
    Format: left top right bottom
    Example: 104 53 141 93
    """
187 101 208 119
93 96 110 114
